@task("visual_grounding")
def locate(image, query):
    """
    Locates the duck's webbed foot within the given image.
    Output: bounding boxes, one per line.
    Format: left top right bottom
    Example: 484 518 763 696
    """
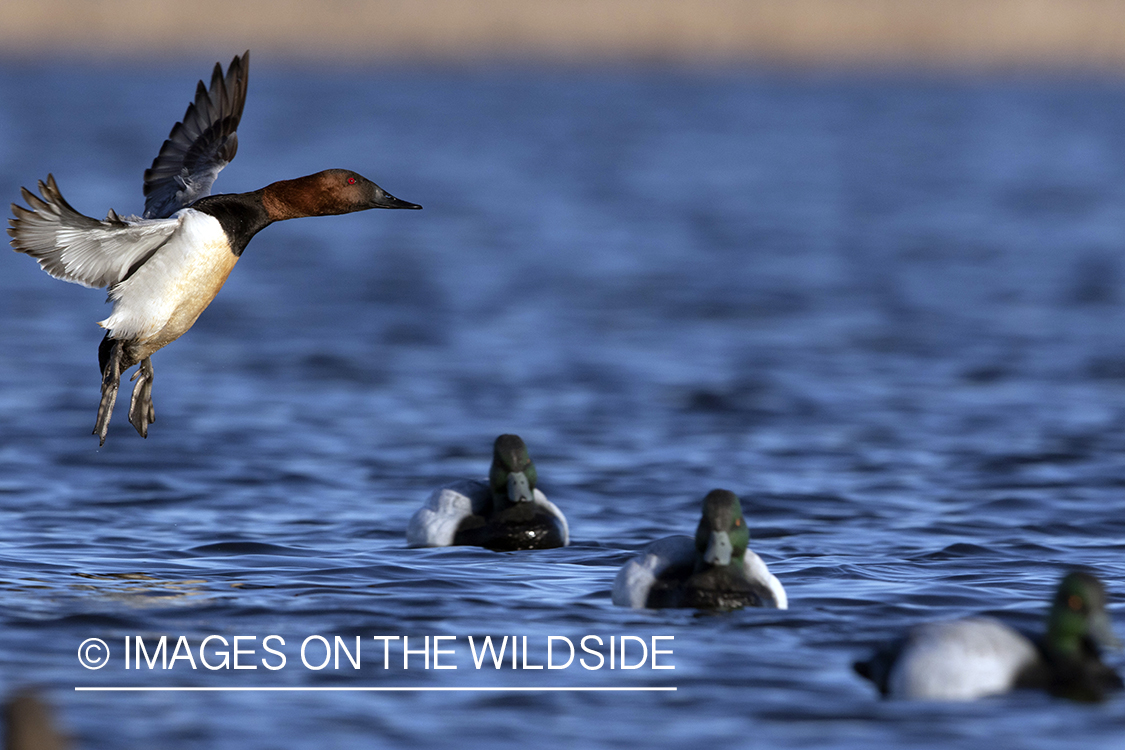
128 357 156 438
94 339 123 445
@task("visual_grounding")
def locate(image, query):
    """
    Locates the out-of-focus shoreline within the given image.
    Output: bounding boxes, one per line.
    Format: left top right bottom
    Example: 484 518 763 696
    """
4 0 1125 71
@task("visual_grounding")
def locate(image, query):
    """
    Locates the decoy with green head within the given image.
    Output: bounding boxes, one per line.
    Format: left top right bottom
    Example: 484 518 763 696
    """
854 570 1122 701
406 434 568 551
488 433 539 511
613 489 787 610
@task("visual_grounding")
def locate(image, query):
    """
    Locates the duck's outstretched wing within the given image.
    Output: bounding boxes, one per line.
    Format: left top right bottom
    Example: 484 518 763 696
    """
142 51 249 219
9 174 180 289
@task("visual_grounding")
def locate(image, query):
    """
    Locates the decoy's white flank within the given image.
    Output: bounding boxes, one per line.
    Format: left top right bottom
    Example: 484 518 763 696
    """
407 434 569 551
854 571 1122 701
613 489 787 610
8 51 421 444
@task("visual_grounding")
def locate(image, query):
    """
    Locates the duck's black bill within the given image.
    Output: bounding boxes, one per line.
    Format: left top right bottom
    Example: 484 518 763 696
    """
374 193 422 210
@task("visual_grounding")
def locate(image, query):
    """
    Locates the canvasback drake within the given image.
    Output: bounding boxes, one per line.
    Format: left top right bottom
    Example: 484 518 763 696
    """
8 51 421 444
854 571 1122 701
612 489 787 610
407 434 570 551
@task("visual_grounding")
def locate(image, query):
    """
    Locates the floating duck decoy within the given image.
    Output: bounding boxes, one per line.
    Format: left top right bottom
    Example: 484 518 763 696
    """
612 489 787 610
854 571 1122 701
407 434 569 551
8 51 421 444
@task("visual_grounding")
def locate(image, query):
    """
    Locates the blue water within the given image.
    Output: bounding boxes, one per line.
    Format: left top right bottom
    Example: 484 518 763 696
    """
1 60 1124 749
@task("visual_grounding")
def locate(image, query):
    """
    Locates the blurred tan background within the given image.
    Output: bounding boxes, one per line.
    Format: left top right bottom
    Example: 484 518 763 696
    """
3 0 1125 68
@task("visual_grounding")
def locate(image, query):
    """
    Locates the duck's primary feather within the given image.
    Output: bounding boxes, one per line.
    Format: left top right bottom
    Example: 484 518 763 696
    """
143 53 249 219
10 175 181 290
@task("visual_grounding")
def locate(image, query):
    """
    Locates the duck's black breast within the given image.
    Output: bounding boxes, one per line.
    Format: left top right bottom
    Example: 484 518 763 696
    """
453 503 565 551
1025 642 1125 702
647 564 768 610
191 192 272 257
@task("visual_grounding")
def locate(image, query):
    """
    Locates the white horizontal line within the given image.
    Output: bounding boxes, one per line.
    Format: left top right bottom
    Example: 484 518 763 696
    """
75 686 676 692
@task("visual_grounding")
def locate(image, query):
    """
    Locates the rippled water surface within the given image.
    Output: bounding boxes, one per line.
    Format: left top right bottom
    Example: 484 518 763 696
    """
1 61 1124 749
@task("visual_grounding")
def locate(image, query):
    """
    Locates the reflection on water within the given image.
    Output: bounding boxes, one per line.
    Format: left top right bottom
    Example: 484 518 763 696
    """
0 63 1123 749
69 573 211 607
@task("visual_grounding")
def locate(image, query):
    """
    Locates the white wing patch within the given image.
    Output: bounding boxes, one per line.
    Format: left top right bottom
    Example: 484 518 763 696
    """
534 492 569 546
743 549 787 609
611 536 696 608
9 175 181 289
405 481 569 548
407 480 489 547
612 537 787 609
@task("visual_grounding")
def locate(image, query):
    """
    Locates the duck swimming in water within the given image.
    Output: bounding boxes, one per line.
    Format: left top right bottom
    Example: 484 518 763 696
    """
8 51 421 444
612 489 787 610
854 571 1122 701
407 434 569 551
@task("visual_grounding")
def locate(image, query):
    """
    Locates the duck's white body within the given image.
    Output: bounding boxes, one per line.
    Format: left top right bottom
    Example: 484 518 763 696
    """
99 210 235 357
883 618 1039 700
406 479 569 548
611 535 787 610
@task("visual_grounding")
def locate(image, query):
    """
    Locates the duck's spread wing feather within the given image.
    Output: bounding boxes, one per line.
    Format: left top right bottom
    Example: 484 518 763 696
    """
142 51 249 219
9 174 180 289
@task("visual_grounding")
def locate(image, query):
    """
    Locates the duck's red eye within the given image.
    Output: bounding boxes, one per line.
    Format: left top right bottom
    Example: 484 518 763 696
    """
347 177 356 185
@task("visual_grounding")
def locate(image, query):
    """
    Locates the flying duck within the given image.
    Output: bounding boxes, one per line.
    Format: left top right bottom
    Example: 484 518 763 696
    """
8 51 421 444
407 434 570 551
854 571 1122 701
612 489 787 610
